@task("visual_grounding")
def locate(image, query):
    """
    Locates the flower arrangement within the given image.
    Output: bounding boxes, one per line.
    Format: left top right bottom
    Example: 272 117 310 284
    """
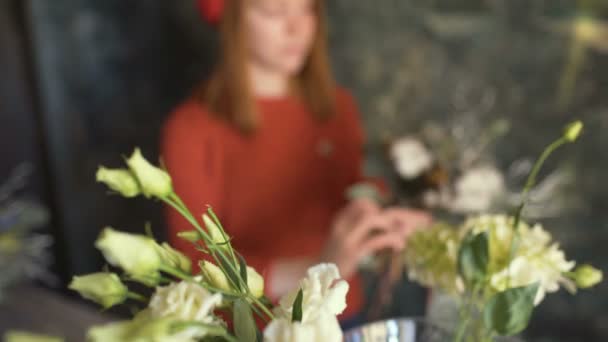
387 118 510 214
402 121 602 341
387 118 578 218
69 148 349 342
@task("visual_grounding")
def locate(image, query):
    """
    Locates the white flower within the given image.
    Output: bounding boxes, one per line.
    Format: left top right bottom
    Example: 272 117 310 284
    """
96 167 140 198
264 311 342 342
126 148 172 199
490 248 575 305
275 264 349 322
154 242 192 274
95 228 161 285
202 214 229 246
199 260 265 298
403 224 464 294
87 311 214 342
149 281 223 324
264 263 348 342
69 272 127 309
264 318 315 342
449 166 505 213
466 216 577 305
390 137 434 179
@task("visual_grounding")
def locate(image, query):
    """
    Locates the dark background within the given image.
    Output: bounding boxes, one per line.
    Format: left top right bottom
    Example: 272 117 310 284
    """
1 0 606 340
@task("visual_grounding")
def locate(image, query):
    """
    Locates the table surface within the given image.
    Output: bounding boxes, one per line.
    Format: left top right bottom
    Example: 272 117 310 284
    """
0 284 117 341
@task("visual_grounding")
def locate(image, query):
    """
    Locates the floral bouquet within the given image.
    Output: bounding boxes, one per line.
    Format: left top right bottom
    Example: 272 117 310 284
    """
0 164 53 302
402 121 602 341
67 149 349 342
386 118 579 218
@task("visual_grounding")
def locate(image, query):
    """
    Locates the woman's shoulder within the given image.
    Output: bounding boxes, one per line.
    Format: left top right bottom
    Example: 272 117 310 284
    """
164 97 228 136
335 86 357 107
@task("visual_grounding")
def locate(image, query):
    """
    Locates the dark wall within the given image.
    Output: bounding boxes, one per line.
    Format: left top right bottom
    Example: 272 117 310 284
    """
24 0 217 278
0 0 45 195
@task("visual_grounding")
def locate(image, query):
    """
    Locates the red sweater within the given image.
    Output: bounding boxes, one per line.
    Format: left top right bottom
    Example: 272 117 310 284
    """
161 89 366 318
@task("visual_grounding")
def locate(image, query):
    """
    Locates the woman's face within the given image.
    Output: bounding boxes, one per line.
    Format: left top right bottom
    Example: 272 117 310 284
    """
244 0 317 77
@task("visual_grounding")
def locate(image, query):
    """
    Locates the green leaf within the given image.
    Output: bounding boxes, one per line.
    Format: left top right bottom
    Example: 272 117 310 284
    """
292 289 304 322
233 299 258 342
238 253 248 288
458 231 489 287
484 283 539 336
217 251 242 292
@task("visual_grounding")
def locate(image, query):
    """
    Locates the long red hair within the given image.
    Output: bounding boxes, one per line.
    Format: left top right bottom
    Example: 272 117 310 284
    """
197 0 336 134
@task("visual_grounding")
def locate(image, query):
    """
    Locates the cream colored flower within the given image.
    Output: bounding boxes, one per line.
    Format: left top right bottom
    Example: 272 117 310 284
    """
126 148 172 199
96 167 140 198
69 272 127 309
390 137 434 180
149 281 223 323
155 242 191 274
87 316 195 342
95 228 161 283
464 215 575 304
490 250 574 305
403 224 464 294
264 311 342 342
199 260 265 298
265 263 348 342
199 261 231 292
247 266 265 298
275 264 349 322
263 318 315 342
87 321 133 342
202 214 229 246
449 166 505 213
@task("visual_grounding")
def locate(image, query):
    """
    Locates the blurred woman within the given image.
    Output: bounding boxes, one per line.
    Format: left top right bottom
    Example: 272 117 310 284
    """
162 0 430 321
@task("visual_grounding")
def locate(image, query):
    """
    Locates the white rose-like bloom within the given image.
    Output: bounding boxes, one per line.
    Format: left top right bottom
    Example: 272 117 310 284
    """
149 281 223 324
276 263 349 321
390 137 434 180
264 311 342 342
464 215 575 305
490 245 575 305
264 263 349 342
263 318 315 342
449 166 505 213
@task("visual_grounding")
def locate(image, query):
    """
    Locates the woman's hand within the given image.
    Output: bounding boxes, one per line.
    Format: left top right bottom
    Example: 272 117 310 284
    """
268 200 432 298
319 199 431 279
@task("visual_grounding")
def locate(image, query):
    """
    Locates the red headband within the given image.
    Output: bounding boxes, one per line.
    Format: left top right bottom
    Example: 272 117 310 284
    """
197 0 225 26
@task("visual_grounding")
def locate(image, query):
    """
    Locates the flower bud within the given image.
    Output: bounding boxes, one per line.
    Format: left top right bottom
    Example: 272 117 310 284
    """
572 264 602 288
564 120 583 142
69 272 128 309
95 228 161 282
96 167 140 198
126 148 172 199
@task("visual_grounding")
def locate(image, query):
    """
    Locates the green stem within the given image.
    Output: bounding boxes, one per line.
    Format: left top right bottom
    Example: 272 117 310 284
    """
163 196 241 290
160 264 193 281
164 193 274 320
126 292 147 302
507 137 568 286
206 206 239 266
171 321 238 342
251 295 275 320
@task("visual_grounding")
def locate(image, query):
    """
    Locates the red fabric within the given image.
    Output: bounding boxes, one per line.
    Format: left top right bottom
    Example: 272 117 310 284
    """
196 0 224 26
161 89 367 319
